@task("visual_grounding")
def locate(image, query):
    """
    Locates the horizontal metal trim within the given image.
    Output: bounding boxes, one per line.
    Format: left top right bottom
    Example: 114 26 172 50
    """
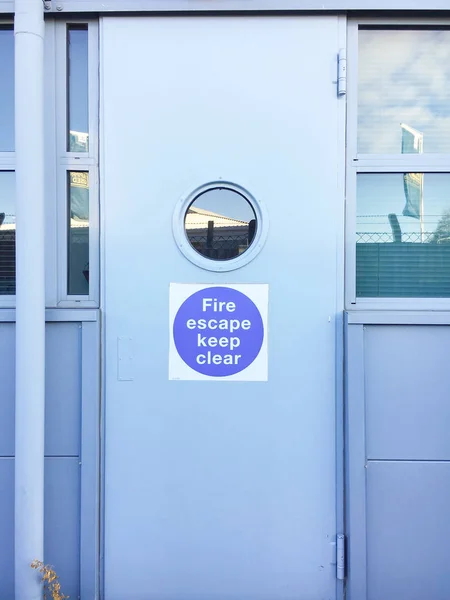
367 459 450 463
0 455 81 458
346 310 450 325
0 308 99 322
352 155 450 171
34 0 450 13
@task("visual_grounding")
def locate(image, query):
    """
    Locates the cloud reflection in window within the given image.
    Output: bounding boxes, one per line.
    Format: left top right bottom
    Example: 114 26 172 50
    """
358 28 450 154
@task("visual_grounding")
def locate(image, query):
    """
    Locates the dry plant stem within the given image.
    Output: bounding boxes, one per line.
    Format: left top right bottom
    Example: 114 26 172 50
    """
31 560 69 600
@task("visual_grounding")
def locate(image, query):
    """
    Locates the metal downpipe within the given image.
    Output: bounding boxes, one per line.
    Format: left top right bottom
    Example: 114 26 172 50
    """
14 1 45 598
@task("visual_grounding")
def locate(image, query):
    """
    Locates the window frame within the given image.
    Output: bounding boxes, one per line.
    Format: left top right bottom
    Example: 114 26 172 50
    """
0 18 99 309
0 22 15 307
56 19 99 307
346 18 450 310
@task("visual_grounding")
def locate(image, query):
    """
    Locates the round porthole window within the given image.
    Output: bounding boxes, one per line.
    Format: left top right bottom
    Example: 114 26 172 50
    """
173 182 268 272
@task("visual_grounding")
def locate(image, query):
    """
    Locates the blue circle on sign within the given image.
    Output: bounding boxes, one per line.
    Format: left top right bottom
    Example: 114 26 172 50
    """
173 286 264 377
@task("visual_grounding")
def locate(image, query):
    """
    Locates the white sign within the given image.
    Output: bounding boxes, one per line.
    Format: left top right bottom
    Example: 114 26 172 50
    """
169 283 268 381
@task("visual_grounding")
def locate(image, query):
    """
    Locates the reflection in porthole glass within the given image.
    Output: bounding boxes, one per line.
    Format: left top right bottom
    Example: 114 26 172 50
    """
184 188 257 261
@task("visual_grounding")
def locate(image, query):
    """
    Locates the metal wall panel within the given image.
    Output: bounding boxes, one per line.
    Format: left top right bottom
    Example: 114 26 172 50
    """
367 461 450 600
0 319 99 599
365 325 450 460
0 459 14 600
0 323 82 457
45 458 81 600
45 323 82 456
0 457 81 600
346 319 450 600
0 324 14 456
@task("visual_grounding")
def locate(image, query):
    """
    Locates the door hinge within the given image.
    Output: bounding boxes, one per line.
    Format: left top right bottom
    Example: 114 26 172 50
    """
336 533 346 580
338 49 347 96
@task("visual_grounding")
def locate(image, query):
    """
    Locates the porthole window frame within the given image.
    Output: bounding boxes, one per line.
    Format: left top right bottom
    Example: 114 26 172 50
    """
173 181 269 272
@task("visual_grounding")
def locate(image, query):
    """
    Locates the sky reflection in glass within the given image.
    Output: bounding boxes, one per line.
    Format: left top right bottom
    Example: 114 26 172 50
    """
0 28 14 151
358 29 450 154
68 27 89 152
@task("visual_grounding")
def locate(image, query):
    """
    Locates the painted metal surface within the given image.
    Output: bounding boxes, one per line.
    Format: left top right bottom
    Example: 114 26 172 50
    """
45 324 82 456
2 0 450 14
44 458 81 597
0 321 100 599
14 1 46 596
0 323 15 457
345 318 450 599
102 15 343 600
367 461 450 600
344 321 367 600
0 323 82 459
365 325 450 460
0 459 15 599
43 0 450 12
80 321 102 600
0 309 98 322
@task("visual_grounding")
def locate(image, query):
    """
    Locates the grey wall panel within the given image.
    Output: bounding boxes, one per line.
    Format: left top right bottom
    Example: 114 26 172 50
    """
44 457 81 600
365 325 450 460
0 322 82 457
80 321 101 599
45 323 81 457
0 324 14 456
345 322 367 600
0 319 98 599
0 459 14 600
0 459 81 600
366 461 450 600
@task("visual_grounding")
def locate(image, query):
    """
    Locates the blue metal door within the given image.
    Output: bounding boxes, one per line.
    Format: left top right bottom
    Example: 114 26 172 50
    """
102 15 344 600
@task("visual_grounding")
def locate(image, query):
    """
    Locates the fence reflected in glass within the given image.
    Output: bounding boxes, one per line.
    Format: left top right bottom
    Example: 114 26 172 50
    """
0 172 15 295
357 173 450 297
68 171 89 295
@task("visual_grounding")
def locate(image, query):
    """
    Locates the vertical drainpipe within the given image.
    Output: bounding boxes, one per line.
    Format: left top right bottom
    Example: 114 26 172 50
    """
14 1 45 599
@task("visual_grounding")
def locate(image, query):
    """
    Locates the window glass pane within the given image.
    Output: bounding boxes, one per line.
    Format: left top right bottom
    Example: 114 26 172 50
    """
67 26 89 152
68 171 89 295
0 172 16 295
357 173 450 297
0 27 14 151
185 188 257 261
358 28 450 154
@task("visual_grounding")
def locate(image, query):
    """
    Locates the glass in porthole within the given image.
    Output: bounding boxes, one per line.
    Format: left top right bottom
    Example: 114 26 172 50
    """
184 188 257 261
